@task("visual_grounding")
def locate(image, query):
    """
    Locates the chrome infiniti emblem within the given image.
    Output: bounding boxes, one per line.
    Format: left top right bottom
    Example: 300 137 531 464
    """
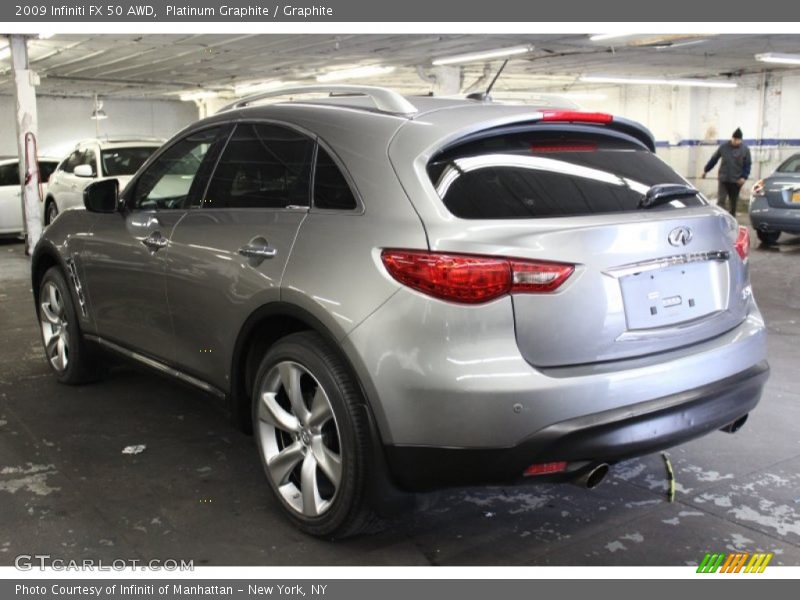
668 226 693 247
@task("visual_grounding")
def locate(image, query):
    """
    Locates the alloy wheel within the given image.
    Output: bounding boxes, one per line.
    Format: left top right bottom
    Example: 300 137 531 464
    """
40 281 69 371
256 361 343 517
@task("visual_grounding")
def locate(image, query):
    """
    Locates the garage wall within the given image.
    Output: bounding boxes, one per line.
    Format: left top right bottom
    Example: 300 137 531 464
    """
0 95 197 161
576 71 800 198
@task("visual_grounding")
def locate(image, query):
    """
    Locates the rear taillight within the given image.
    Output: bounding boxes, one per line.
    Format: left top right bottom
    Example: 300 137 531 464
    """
540 110 613 125
752 179 765 197
735 226 750 262
380 250 574 304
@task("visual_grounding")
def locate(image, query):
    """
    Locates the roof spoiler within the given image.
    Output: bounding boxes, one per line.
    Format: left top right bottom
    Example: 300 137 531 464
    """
217 84 418 117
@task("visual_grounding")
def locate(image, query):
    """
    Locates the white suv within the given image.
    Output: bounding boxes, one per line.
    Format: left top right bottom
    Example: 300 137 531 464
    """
45 138 163 224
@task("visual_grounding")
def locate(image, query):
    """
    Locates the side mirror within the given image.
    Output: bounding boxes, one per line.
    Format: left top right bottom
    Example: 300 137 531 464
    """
73 164 95 178
83 179 119 213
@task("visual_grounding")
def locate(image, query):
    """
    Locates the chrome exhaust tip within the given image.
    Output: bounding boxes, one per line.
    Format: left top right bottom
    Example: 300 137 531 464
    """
720 414 748 434
572 463 609 489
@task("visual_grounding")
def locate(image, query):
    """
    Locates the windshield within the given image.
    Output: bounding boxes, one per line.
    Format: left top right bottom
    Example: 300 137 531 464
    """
427 130 705 219
101 146 158 177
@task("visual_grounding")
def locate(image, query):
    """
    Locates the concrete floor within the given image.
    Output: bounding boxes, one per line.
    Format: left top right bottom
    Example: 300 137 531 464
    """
1 227 799 566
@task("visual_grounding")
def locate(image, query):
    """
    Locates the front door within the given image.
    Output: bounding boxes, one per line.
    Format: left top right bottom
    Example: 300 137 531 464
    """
81 126 230 363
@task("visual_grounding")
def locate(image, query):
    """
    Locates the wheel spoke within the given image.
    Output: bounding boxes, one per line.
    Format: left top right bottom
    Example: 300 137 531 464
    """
259 391 300 433
300 452 321 516
45 335 59 359
266 441 304 486
48 284 62 317
308 387 333 428
55 336 67 370
310 437 342 489
41 302 60 325
279 363 310 425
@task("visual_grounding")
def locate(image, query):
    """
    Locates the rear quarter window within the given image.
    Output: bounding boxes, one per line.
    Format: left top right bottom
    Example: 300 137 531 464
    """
427 130 704 219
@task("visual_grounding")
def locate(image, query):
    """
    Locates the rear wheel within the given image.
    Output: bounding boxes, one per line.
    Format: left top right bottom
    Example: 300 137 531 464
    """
252 331 377 539
756 229 780 245
38 267 98 384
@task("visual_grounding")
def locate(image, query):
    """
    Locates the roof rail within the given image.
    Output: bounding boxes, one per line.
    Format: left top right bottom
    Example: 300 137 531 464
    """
74 136 165 146
218 85 418 116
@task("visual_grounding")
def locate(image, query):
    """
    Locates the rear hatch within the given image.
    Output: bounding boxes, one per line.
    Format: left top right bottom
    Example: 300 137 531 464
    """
424 125 750 367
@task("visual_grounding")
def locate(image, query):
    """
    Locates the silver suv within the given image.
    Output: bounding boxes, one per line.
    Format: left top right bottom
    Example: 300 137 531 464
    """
32 86 769 538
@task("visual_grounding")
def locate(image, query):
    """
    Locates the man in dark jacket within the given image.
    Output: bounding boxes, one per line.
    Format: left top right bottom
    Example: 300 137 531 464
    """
701 128 752 217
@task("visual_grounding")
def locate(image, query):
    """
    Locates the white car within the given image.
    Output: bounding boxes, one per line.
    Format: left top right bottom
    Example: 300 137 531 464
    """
0 156 60 237
45 138 163 224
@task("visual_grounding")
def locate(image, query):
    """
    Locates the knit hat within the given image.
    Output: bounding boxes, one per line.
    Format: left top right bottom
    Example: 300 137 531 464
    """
732 128 743 139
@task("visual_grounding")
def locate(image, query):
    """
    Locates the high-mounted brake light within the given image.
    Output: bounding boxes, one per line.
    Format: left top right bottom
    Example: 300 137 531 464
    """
540 110 613 125
380 250 575 304
735 226 750 262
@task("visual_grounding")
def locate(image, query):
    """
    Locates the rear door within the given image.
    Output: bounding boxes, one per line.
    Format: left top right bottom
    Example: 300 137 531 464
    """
165 122 314 389
81 126 230 363
424 128 749 367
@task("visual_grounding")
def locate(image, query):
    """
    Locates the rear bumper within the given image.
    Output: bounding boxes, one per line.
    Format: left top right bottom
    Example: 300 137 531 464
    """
749 197 800 233
384 361 769 491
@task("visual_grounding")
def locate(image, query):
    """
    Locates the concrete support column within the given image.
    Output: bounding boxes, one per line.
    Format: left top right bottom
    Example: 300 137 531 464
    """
9 35 43 255
431 66 462 96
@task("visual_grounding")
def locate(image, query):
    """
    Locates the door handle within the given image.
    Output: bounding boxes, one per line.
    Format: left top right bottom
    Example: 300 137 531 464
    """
238 243 277 259
142 231 168 252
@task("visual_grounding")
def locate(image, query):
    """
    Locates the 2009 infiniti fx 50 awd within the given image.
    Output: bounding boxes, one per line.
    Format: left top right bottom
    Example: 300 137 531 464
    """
32 85 768 538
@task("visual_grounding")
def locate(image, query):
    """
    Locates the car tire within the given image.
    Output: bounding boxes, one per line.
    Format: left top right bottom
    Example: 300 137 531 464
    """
38 266 99 384
252 331 379 539
45 200 58 226
756 230 780 245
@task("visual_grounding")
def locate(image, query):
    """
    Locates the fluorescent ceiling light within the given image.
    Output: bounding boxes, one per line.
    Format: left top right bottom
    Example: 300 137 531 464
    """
432 44 534 66
316 65 395 82
0 46 10 60
589 34 636 42
179 90 219 102
654 39 709 50
234 80 291 96
755 52 800 65
580 75 737 89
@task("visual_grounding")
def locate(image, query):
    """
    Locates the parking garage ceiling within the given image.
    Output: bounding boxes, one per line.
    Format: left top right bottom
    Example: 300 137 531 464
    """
1 33 799 100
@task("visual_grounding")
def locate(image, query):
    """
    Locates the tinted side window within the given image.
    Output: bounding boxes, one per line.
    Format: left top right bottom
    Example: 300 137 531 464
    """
0 163 19 186
313 147 357 210
80 148 98 176
427 131 704 219
39 161 58 182
203 123 314 209
62 150 82 174
132 127 225 210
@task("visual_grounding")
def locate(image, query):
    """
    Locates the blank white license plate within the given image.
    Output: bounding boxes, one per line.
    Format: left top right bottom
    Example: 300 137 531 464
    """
620 261 724 330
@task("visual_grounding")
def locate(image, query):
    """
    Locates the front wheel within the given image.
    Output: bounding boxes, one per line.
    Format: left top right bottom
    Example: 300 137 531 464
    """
756 229 780 245
38 267 98 384
252 331 378 539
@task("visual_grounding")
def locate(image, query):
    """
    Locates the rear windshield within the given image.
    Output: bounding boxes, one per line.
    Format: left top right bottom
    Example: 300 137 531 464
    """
427 130 705 219
101 147 158 177
776 154 800 174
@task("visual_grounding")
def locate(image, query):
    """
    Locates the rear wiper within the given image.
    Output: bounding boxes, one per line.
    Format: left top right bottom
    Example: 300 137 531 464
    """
638 183 699 209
